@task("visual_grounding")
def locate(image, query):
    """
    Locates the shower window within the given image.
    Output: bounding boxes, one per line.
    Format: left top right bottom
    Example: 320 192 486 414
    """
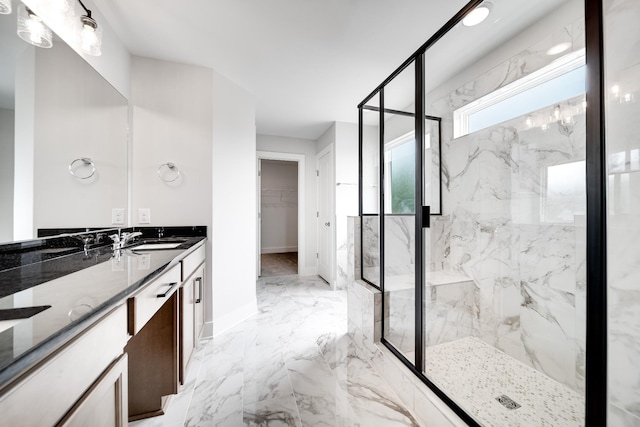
453 49 586 138
542 160 586 223
384 132 416 214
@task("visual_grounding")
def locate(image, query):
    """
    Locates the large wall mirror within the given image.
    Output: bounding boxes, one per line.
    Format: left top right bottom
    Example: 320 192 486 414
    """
0 0 128 244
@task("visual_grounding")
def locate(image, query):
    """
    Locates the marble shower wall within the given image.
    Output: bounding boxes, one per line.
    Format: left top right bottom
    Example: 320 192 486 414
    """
604 0 640 424
428 18 587 393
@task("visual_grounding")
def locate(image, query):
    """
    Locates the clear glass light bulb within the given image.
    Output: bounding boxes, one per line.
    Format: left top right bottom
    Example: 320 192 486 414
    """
17 6 53 48
80 21 102 56
0 0 12 15
27 18 45 44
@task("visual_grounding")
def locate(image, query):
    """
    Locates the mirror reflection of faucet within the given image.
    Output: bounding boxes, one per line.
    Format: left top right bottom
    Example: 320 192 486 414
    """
121 231 143 247
110 231 143 259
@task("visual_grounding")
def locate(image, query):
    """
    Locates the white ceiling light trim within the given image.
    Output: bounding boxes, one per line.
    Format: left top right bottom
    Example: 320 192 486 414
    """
462 2 492 27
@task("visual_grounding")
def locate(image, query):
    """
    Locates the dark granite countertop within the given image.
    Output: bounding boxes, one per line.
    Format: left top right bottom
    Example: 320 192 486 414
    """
0 229 206 389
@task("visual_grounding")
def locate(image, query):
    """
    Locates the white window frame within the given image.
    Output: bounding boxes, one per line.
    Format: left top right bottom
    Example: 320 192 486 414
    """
453 48 586 139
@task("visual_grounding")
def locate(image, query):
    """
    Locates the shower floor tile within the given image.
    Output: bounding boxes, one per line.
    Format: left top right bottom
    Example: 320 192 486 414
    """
423 336 585 427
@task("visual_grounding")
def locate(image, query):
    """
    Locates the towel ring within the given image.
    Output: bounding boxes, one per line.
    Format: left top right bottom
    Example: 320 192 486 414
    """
157 162 181 182
69 158 96 179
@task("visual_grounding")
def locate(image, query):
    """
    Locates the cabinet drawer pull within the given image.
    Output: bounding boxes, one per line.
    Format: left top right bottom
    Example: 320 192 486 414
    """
195 277 203 303
157 282 178 298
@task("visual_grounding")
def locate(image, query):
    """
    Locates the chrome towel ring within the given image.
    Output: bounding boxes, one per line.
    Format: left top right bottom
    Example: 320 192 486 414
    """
157 162 181 182
68 158 96 179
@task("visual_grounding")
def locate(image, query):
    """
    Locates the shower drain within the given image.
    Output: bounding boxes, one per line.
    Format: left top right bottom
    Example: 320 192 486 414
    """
496 394 521 410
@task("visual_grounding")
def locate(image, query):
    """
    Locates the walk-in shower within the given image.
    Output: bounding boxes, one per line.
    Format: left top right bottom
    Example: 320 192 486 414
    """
358 0 639 424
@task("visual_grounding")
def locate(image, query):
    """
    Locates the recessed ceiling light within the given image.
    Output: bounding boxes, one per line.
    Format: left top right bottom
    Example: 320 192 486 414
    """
462 3 492 27
546 42 571 56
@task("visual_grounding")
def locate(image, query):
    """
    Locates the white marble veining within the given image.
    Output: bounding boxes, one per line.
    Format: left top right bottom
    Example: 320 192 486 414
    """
131 274 419 427
362 216 380 286
421 8 589 394
604 0 640 423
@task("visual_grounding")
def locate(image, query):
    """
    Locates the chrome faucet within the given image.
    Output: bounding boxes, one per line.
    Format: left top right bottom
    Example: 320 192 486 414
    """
121 231 143 247
110 231 143 259
109 233 122 252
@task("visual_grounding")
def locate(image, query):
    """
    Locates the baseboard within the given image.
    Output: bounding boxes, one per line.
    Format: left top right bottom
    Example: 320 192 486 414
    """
300 266 318 276
212 302 258 336
261 246 298 254
202 321 214 339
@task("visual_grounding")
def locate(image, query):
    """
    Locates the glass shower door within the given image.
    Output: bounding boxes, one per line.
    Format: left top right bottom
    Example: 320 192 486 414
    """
382 61 417 363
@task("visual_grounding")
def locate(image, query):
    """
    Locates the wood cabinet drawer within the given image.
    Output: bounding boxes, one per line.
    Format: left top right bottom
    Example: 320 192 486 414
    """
181 244 205 282
128 264 181 335
0 305 128 427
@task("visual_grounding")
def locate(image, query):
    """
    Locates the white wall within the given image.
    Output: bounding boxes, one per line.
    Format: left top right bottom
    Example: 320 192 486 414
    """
212 70 258 335
261 160 298 253
130 56 212 228
13 47 35 241
0 108 14 243
257 134 318 276
130 56 217 333
335 122 359 216
317 122 360 289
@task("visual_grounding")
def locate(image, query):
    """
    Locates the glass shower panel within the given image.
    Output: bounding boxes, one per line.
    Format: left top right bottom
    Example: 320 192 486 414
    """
383 62 416 363
362 93 381 287
421 0 586 424
603 0 640 424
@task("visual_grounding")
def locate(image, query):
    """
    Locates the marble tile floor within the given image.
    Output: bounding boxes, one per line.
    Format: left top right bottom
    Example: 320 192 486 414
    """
260 252 298 277
130 275 420 427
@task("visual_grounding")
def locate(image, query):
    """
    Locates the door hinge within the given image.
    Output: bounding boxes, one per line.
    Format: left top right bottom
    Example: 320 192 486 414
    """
317 211 319 218
316 170 319 176
258 170 261 177
316 253 319 259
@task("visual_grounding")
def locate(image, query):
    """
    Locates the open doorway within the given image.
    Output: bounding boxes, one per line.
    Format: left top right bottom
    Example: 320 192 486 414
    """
259 159 299 277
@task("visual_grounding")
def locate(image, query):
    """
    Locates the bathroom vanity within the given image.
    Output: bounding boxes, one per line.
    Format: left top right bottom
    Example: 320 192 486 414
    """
0 227 207 426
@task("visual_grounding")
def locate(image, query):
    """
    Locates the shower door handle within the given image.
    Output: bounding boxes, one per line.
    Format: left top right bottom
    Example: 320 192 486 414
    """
421 205 431 228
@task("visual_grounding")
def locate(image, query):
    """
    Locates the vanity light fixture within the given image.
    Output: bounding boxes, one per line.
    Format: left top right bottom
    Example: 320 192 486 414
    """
0 0 11 15
17 5 53 48
77 0 102 56
462 2 492 27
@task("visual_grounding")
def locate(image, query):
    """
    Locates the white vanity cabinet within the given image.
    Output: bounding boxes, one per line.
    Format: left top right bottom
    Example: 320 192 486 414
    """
0 305 129 427
179 244 206 384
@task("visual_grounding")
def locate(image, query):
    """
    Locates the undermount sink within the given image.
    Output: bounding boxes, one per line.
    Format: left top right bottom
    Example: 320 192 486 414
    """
132 243 183 250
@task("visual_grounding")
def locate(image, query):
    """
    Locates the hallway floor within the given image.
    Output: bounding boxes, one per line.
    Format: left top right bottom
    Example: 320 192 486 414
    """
130 275 419 427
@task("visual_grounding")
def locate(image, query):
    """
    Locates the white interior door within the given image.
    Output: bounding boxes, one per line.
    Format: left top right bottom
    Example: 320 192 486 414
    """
317 148 333 283
257 159 262 277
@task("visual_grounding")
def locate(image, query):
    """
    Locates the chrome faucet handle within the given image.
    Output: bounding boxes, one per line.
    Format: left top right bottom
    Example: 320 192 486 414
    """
109 234 120 243
121 231 143 246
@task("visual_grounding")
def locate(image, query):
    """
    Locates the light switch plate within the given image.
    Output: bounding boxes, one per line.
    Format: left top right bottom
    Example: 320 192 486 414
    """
112 208 125 225
138 208 151 224
138 254 151 270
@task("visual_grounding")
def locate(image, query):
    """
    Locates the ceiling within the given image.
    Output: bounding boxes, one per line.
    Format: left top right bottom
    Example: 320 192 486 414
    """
91 0 469 140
